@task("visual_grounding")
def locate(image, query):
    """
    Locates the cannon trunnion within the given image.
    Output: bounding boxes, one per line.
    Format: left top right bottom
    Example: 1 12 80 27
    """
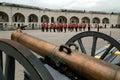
0 29 120 80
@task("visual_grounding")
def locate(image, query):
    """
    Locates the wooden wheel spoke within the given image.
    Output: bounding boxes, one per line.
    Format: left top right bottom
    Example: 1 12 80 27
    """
0 51 3 70
100 44 113 60
91 37 97 56
78 39 87 54
0 67 4 80
5 55 15 80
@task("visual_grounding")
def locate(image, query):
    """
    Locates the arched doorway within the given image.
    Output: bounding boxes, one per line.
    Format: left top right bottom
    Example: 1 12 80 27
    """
28 14 38 22
57 16 67 23
0 11 9 22
41 15 49 23
102 18 109 24
12 13 25 22
92 17 100 24
81 17 90 23
92 17 100 28
51 17 54 23
102 17 109 28
0 11 9 30
70 16 79 23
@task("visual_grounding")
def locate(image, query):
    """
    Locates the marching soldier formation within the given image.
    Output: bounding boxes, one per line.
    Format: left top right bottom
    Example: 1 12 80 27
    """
40 23 100 32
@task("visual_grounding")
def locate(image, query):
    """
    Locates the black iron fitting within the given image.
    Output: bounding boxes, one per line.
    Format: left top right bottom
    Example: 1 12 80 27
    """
68 43 79 51
59 45 72 55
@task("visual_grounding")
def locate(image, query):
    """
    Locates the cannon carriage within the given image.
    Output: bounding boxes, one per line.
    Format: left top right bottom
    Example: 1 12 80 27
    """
0 29 120 80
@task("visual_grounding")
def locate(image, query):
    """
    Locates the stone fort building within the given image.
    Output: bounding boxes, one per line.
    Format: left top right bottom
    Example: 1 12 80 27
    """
0 2 120 30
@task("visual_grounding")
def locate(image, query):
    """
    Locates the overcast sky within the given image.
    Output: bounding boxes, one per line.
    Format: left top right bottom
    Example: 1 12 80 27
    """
0 0 120 12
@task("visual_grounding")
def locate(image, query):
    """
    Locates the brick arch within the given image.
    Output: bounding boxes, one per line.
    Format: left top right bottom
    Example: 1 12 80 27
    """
70 16 79 23
41 15 49 23
57 16 67 23
81 17 90 23
0 11 9 22
12 13 25 22
28 14 38 22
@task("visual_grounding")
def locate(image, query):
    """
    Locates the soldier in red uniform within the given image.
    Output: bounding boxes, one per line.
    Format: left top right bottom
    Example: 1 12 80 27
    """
88 23 91 31
41 23 45 32
60 23 63 32
50 23 53 32
75 23 78 32
83 23 86 31
53 23 56 32
45 23 48 32
97 24 100 32
78 23 82 31
63 23 67 32
68 23 71 32
56 23 59 32
71 23 74 32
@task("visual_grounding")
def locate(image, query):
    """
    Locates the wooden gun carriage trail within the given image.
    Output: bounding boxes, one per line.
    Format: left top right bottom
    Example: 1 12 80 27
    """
0 29 120 80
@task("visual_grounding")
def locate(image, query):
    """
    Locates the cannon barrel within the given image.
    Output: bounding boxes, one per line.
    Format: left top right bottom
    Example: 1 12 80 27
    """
11 29 120 80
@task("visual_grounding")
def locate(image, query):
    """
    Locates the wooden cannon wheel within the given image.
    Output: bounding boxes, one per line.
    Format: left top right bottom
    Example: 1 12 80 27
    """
65 31 120 61
0 39 54 80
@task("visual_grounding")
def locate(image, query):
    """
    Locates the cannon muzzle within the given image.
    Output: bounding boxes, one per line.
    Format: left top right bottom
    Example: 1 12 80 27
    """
11 29 120 80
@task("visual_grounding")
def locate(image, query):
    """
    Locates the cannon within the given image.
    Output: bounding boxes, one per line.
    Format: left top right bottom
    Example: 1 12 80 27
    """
0 29 120 80
12 29 120 80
